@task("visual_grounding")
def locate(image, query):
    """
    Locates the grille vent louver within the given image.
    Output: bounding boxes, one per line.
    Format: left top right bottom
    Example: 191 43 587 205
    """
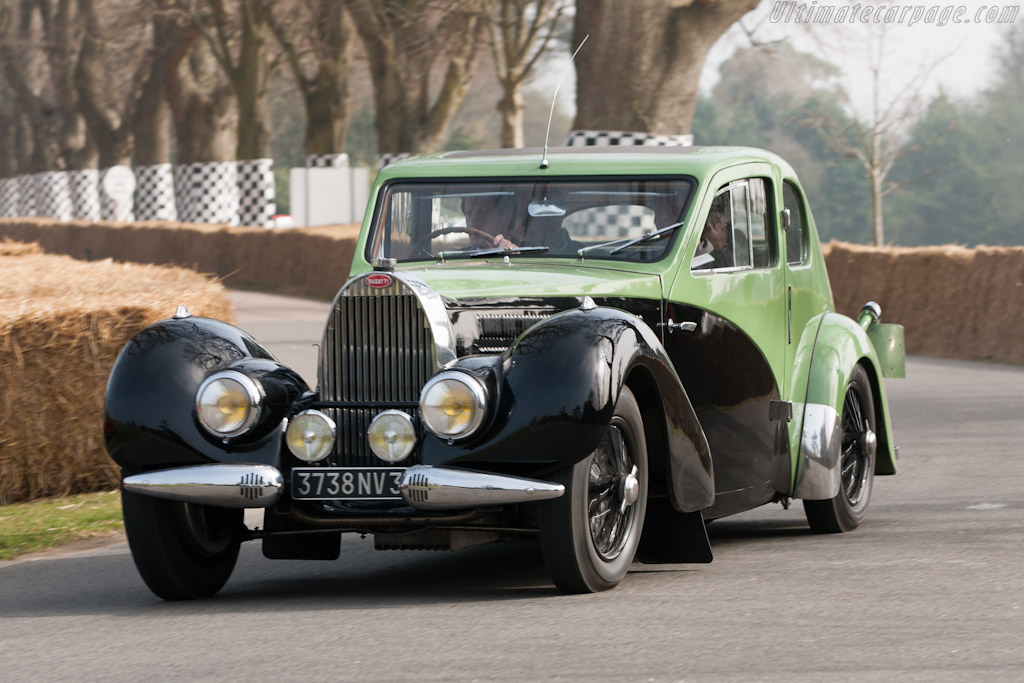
473 312 552 354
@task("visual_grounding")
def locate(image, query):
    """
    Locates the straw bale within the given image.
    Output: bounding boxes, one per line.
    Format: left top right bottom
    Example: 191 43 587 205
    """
824 241 1024 365
0 218 360 300
0 239 42 256
0 252 234 504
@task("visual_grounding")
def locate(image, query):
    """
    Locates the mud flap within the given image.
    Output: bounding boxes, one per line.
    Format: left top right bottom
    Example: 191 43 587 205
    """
636 498 713 564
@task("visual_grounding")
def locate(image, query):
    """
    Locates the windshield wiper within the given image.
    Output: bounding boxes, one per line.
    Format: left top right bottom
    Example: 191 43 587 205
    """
436 245 549 261
576 221 685 259
609 221 685 254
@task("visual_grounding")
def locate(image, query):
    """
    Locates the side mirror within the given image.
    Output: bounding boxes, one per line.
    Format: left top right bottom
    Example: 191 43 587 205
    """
780 208 791 232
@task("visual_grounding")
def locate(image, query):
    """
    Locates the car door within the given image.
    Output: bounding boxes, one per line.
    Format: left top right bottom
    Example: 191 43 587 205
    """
664 167 789 517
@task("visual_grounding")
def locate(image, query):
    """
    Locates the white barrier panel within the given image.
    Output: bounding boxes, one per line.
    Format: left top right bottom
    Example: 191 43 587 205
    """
0 178 19 217
34 171 73 221
289 166 369 227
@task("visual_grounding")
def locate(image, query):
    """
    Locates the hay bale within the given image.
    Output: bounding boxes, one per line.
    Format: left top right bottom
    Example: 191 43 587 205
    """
0 218 361 300
0 249 234 504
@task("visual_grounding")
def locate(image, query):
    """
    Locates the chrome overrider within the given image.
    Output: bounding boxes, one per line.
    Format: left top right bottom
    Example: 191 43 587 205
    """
122 464 564 510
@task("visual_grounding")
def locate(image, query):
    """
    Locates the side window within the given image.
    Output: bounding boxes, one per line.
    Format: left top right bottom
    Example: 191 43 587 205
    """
692 178 775 271
783 181 807 265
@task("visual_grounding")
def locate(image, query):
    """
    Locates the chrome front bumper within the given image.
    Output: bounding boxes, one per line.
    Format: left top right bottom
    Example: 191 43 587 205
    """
122 464 564 510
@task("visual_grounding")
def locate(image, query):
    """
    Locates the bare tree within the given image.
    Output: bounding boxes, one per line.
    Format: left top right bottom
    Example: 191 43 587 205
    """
174 0 273 160
805 27 952 245
266 0 353 157
573 0 759 135
344 0 487 154
0 0 94 171
489 0 566 148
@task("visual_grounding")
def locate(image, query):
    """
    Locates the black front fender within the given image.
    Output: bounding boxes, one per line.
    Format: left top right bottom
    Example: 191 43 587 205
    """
422 306 714 513
104 317 308 475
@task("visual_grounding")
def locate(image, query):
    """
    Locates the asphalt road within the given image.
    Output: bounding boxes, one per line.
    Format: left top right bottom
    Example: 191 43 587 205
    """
2 290 1022 682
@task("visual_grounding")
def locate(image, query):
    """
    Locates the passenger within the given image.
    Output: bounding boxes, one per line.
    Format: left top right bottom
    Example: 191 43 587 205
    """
693 210 731 269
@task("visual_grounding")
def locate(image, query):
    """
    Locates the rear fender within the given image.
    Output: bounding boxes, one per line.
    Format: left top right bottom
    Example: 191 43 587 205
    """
104 317 308 475
793 312 898 500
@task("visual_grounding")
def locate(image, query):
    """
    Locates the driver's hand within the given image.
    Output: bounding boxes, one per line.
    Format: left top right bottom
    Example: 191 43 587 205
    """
492 234 517 249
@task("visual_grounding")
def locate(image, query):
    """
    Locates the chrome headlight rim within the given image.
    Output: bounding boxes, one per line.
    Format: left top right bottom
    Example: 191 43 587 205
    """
195 369 264 439
286 409 337 463
419 371 488 440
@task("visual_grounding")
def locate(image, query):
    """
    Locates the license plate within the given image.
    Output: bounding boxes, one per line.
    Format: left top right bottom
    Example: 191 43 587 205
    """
291 468 405 501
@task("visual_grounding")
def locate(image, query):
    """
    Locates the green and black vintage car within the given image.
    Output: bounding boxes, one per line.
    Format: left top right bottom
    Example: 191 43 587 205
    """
105 146 904 599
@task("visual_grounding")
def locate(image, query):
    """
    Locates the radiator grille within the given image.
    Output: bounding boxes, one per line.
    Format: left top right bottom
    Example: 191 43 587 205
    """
320 280 437 466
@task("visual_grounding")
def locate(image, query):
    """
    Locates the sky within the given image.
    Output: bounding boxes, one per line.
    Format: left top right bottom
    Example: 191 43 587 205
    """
702 0 1020 115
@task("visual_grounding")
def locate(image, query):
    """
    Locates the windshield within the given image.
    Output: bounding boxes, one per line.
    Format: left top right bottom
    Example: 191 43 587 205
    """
366 178 694 263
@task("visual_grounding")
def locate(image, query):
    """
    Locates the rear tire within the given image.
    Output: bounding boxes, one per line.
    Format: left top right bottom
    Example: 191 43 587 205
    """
540 386 648 593
122 489 243 600
804 364 877 533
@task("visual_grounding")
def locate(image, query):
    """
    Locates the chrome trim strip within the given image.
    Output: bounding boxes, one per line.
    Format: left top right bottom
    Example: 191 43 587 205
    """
794 403 841 499
400 465 564 510
123 464 284 508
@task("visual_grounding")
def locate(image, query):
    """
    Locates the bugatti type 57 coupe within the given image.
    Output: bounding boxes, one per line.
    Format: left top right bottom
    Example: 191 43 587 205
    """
105 146 905 599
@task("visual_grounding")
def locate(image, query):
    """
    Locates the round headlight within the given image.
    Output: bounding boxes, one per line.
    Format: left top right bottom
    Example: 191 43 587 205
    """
367 410 417 463
196 370 262 438
286 410 336 462
419 372 487 439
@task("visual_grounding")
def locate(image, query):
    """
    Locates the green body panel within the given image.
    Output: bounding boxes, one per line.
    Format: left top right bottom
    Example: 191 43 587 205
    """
799 312 899 479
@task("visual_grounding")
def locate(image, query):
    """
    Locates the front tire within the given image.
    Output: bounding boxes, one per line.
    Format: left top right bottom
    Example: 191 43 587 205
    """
122 490 243 600
540 386 648 593
804 364 877 533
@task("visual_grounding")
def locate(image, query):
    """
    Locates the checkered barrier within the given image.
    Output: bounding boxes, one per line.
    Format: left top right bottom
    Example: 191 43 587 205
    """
306 153 349 168
34 171 73 221
135 164 177 221
237 158 275 227
174 161 239 226
377 152 410 170
17 175 36 216
565 130 694 147
67 169 101 221
0 178 19 217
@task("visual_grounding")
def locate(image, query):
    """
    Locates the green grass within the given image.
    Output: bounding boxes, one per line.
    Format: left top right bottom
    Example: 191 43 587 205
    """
0 490 124 560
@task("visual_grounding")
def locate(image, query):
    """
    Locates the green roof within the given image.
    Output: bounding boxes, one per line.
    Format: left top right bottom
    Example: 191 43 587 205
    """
376 146 796 183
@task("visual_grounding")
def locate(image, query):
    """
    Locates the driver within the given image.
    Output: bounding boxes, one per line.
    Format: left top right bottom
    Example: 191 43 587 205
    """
461 195 518 249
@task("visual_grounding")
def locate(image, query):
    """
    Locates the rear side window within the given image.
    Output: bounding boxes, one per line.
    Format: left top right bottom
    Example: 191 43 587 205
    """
783 181 807 265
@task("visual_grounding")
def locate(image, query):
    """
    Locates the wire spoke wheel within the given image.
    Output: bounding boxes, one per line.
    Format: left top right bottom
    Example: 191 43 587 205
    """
540 386 648 593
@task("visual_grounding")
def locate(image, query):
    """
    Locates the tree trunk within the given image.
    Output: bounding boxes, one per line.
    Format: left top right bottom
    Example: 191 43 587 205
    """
497 89 524 148
871 169 885 246
573 0 758 135
346 0 485 154
233 0 271 160
167 37 239 163
268 0 353 156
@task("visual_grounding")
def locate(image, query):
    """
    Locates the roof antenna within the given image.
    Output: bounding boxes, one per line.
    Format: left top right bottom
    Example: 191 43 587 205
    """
540 34 589 170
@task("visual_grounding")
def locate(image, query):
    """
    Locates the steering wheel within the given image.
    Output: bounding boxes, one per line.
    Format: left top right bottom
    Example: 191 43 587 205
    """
412 227 497 255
